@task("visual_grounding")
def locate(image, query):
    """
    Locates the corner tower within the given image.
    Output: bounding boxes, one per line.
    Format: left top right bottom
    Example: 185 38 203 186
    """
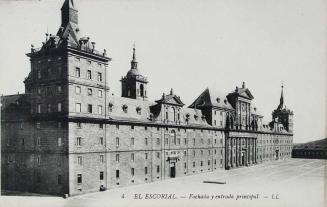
121 46 148 100
272 84 294 133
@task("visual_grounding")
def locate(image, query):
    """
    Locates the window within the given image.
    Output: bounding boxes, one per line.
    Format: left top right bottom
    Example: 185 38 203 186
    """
99 123 103 129
98 90 103 97
58 137 62 146
208 160 210 165
116 137 119 147
37 69 41 79
131 168 135 176
184 138 187 145
76 122 81 128
97 72 102 81
75 68 80 77
157 165 160 173
98 105 103 115
201 161 203 166
145 138 148 145
57 102 62 112
87 88 92 96
145 153 148 159
193 150 196 157
201 150 203 155
37 88 41 95
193 162 195 167
77 174 82 184
37 155 41 165
76 103 81 112
22 138 25 146
100 171 104 180
145 167 148 175
131 153 134 162
36 137 41 146
87 104 92 113
58 175 62 185
98 137 104 145
78 156 83 165
116 154 119 162
100 155 104 163
76 137 82 146
156 152 160 158
87 70 91 79
184 162 187 169
36 122 41 129
47 104 51 113
57 86 62 93
193 138 195 146
75 86 81 94
116 170 119 178
131 137 134 145
157 138 160 145
37 104 42 113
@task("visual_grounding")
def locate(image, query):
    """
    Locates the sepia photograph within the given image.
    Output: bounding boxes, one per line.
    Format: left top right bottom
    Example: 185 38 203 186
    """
0 0 326 207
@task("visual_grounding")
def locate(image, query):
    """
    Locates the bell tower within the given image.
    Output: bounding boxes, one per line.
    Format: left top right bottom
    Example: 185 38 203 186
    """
121 46 148 100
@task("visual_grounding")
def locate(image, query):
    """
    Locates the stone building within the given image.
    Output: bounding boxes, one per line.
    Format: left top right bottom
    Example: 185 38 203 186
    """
1 0 293 196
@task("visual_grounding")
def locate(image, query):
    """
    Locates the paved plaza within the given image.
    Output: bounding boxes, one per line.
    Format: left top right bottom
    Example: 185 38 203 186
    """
1 158 326 207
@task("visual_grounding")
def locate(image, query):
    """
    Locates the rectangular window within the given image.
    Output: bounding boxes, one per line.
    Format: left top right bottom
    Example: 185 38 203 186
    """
22 138 25 146
78 156 82 165
193 138 195 146
116 137 119 147
47 104 51 113
100 171 104 180
184 138 187 145
131 168 135 176
99 123 103 129
76 137 82 146
37 104 42 113
75 86 81 94
37 155 41 165
37 70 41 79
98 90 103 97
57 137 62 146
36 137 41 146
201 161 203 166
75 68 80 77
145 138 148 145
157 165 160 173
87 88 92 96
145 153 148 159
77 174 82 184
77 122 81 128
193 162 195 167
131 153 134 162
156 138 160 145
116 154 119 162
36 122 41 129
116 170 119 178
165 138 168 145
99 137 104 145
208 160 210 165
98 72 102 81
57 102 62 112
87 70 91 79
37 88 41 95
76 103 81 112
100 155 104 163
87 104 92 113
98 105 103 115
184 162 187 169
145 167 148 175
58 175 62 185
131 137 134 145
156 152 160 158
57 85 62 93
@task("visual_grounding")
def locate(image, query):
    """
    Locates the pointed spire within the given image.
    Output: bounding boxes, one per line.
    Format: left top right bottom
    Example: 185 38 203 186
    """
131 45 138 69
61 0 78 27
277 83 284 110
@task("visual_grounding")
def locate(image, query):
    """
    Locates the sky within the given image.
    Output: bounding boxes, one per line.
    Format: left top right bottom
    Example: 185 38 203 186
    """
0 0 326 143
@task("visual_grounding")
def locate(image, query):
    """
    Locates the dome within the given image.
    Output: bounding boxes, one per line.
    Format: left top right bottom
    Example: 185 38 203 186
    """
127 68 140 77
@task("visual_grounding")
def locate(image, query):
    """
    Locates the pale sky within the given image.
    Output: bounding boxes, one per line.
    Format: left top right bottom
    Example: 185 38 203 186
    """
0 0 326 143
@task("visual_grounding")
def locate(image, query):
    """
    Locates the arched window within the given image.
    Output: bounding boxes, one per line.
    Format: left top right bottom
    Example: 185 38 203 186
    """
140 84 144 97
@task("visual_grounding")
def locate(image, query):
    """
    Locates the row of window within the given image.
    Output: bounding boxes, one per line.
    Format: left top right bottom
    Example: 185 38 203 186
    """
75 103 103 114
75 67 103 82
22 137 63 148
35 85 62 96
75 86 103 97
37 102 62 113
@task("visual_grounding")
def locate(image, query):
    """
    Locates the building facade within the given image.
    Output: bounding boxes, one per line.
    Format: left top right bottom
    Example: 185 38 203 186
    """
1 0 293 196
